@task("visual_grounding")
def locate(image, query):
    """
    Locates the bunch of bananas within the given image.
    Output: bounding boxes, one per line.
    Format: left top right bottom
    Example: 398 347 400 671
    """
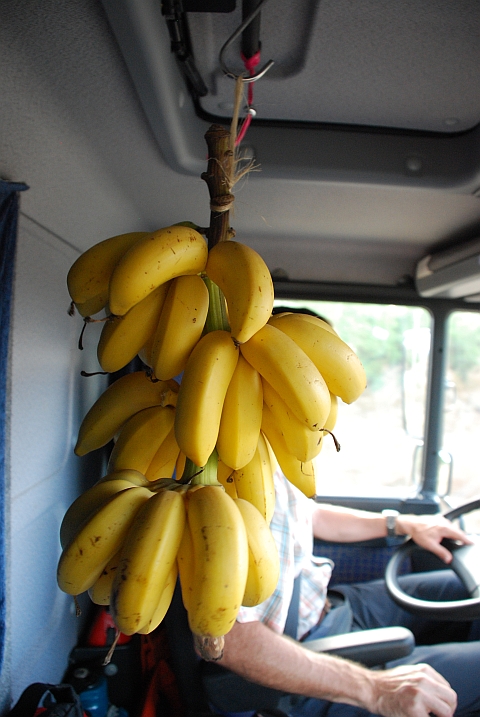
59 220 366 649
57 466 279 645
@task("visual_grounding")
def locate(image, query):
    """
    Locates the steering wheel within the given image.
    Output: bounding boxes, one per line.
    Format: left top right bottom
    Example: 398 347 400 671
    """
385 498 480 621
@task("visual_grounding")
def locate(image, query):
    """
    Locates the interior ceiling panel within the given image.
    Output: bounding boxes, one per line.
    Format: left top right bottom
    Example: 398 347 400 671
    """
187 0 480 134
1 0 480 289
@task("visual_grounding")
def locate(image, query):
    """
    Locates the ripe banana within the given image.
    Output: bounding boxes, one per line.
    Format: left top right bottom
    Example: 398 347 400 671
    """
232 431 276 525
108 225 208 316
174 330 239 467
261 406 317 498
110 488 186 635
137 563 178 634
268 313 367 404
74 371 179 456
234 498 280 607
95 468 152 487
97 282 171 373
59 477 148 549
186 485 249 638
177 519 194 613
150 274 210 381
205 240 274 344
271 311 337 336
240 324 331 431
107 405 175 475
262 378 322 462
216 355 263 470
88 551 121 605
144 426 180 482
67 232 148 317
57 486 152 596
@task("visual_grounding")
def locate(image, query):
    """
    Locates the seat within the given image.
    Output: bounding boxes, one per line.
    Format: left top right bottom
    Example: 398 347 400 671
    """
163 583 415 716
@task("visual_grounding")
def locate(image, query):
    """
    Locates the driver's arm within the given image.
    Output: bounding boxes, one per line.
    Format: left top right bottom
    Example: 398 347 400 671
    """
312 503 472 563
219 619 457 717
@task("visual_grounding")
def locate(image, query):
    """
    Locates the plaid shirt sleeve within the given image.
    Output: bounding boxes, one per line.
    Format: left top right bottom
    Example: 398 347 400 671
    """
236 469 332 639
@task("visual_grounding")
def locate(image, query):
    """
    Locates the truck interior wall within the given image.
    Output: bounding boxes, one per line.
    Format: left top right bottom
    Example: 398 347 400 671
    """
0 214 107 712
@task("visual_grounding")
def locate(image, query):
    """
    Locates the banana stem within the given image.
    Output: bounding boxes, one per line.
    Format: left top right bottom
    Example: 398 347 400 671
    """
203 276 230 333
191 450 221 487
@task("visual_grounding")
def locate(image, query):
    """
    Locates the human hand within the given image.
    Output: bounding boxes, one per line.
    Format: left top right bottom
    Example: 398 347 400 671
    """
397 513 473 563
369 663 457 717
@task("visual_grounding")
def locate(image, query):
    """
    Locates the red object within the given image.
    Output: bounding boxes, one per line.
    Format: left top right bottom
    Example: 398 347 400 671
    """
86 607 131 647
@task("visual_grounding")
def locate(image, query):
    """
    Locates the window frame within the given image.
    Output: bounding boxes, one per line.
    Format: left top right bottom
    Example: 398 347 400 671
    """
273 279 480 513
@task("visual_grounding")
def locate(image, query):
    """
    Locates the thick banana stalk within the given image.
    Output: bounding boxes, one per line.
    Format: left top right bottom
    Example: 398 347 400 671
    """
108 225 208 316
88 551 121 605
59 477 149 549
74 372 179 456
174 330 239 467
234 498 280 607
150 274 210 381
262 378 323 462
187 485 249 638
145 426 180 482
268 313 367 404
57 486 152 595
137 563 178 634
110 488 186 635
97 282 171 373
205 240 274 344
67 232 148 317
261 406 317 498
216 355 263 470
107 405 175 475
240 324 331 431
232 432 276 525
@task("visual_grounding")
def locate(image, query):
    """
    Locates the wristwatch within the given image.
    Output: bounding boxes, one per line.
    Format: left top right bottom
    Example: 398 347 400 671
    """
382 509 400 538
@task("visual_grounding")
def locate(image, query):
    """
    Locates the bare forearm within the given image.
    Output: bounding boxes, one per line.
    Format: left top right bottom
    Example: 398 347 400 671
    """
220 620 374 707
312 502 388 542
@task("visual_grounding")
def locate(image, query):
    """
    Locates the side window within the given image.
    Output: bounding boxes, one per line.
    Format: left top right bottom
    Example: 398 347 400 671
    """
273 300 431 497
442 310 480 531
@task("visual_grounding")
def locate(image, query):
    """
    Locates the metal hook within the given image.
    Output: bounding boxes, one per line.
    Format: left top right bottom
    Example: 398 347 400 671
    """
219 0 274 83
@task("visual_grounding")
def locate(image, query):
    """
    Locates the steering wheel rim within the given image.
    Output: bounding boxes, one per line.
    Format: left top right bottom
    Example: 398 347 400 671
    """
385 498 480 621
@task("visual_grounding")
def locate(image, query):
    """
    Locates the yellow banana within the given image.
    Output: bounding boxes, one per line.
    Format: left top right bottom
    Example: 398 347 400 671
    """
109 225 208 316
232 432 276 524
59 477 149 549
216 355 263 470
97 282 171 373
205 240 274 344
150 274 210 381
95 468 152 487
137 563 178 634
262 378 323 462
177 519 195 613
316 393 339 453
186 485 249 638
88 551 121 605
268 313 367 404
271 311 337 336
74 372 179 456
175 451 187 481
145 426 180 482
107 405 175 475
217 459 238 499
57 486 152 596
261 406 317 498
174 330 239 467
67 232 148 317
138 331 155 368
234 498 280 607
110 488 186 635
240 324 331 431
